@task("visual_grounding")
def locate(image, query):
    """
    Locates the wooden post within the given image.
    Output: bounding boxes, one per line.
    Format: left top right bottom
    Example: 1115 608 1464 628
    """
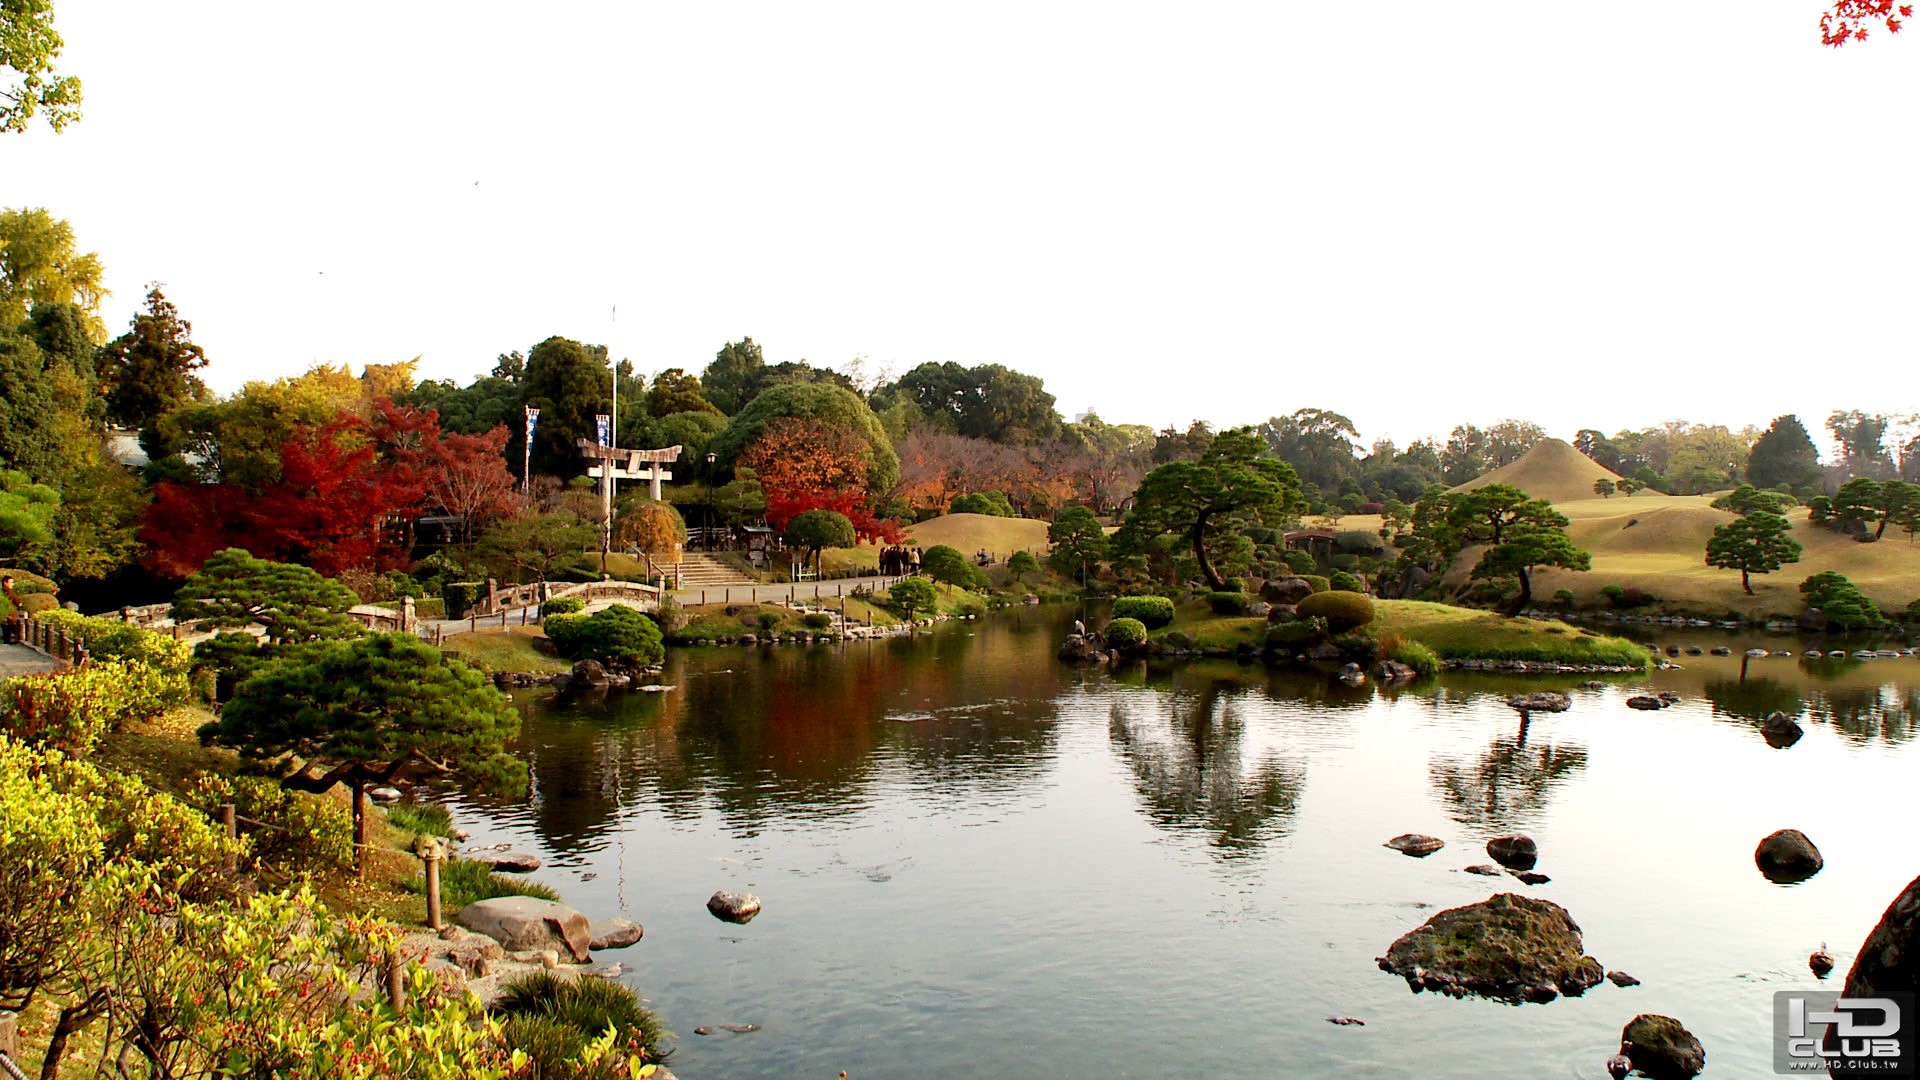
221 804 238 874
386 947 407 1011
424 845 444 930
701 589 707 606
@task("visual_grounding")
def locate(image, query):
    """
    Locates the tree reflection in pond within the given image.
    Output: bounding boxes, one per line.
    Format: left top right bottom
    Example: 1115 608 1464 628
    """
1428 731 1588 833
1107 682 1306 859
1811 685 1918 743
1703 676 1807 724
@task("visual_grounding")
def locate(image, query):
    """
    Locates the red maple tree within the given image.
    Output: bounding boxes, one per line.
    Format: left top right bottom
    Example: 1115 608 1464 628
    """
1822 0 1911 44
140 401 515 578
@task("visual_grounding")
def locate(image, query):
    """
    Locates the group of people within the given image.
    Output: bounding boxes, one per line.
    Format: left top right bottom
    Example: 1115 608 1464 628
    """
879 545 922 576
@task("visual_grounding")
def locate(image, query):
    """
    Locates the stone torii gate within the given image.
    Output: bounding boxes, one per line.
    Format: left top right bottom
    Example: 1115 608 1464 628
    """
578 440 681 500
578 440 682 573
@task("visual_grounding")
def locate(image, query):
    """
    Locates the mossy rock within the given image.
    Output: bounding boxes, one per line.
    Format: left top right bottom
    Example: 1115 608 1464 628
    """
1622 1014 1706 1078
1376 892 1604 1004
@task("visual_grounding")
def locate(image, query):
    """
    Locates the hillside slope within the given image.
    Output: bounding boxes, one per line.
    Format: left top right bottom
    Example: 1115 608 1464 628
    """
1452 438 1640 504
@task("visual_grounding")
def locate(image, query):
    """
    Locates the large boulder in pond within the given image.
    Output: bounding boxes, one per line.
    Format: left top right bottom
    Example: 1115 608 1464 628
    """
456 896 593 962
1487 835 1539 871
1755 829 1823 884
1376 893 1605 1003
1260 577 1315 606
1384 834 1445 857
570 659 610 688
1760 711 1804 749
1842 873 1920 998
707 890 762 924
589 916 644 951
1621 1014 1706 1078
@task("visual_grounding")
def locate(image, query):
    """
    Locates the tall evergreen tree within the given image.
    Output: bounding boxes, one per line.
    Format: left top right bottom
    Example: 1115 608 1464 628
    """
97 287 208 428
1745 415 1824 492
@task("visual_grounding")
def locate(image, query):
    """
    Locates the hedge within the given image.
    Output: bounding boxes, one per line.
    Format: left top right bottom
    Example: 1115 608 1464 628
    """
0 659 190 754
1103 617 1148 650
1298 574 1330 594
34 610 194 684
442 581 485 620
1111 595 1175 629
1295 590 1375 632
1207 591 1249 615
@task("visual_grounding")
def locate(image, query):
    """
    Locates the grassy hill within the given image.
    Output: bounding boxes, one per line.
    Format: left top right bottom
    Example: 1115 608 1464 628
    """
905 513 1050 558
1433 442 1920 616
821 513 1051 576
1451 437 1638 504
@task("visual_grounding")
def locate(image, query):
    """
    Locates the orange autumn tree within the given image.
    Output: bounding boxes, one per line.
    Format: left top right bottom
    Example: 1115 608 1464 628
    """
1822 0 1911 44
738 417 901 541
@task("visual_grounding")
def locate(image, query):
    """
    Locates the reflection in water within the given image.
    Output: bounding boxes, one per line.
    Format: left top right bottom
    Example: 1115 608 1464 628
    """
1703 676 1806 723
496 612 1076 853
1813 685 1919 743
1107 682 1306 858
1429 730 1588 832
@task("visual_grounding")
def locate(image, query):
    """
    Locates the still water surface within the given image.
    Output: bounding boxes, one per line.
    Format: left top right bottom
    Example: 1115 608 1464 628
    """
443 608 1920 1079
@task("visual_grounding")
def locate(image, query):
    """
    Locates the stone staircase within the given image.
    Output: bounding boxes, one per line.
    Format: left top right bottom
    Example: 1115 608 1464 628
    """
673 552 759 589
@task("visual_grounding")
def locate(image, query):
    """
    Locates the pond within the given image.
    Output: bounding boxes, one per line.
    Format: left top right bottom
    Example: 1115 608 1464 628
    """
442 607 1920 1079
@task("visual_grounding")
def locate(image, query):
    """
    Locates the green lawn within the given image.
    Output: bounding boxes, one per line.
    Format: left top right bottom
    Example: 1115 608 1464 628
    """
1371 600 1650 667
1145 598 1650 667
440 627 574 673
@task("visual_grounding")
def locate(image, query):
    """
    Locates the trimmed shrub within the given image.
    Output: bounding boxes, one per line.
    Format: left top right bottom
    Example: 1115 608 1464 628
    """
802 612 834 631
949 491 1016 517
922 545 983 589
540 596 585 618
1801 571 1883 629
1103 617 1148 650
1550 589 1576 608
544 606 665 666
1296 590 1375 632
1328 571 1362 593
1282 550 1316 574
0 658 191 754
1299 574 1331 594
33 610 194 685
442 581 485 620
17 593 56 614
1007 550 1040 577
1207 591 1249 615
1112 595 1175 629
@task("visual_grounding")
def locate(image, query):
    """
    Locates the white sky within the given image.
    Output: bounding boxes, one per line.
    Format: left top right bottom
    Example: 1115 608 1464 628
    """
9 2 1919 451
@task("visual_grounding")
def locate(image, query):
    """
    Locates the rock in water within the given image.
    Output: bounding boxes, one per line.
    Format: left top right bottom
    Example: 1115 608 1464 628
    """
1606 970 1641 987
1841 873 1920 998
1463 864 1502 876
455 896 593 962
1506 692 1570 713
1760 711 1804 749
707 890 763 924
1810 946 1835 978
1372 659 1418 683
1625 695 1665 711
1376 893 1605 1003
589 916 644 951
464 850 543 873
1755 829 1824 884
1384 834 1445 857
1622 1014 1706 1079
1487 834 1539 871
1510 871 1551 886
570 659 610 688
